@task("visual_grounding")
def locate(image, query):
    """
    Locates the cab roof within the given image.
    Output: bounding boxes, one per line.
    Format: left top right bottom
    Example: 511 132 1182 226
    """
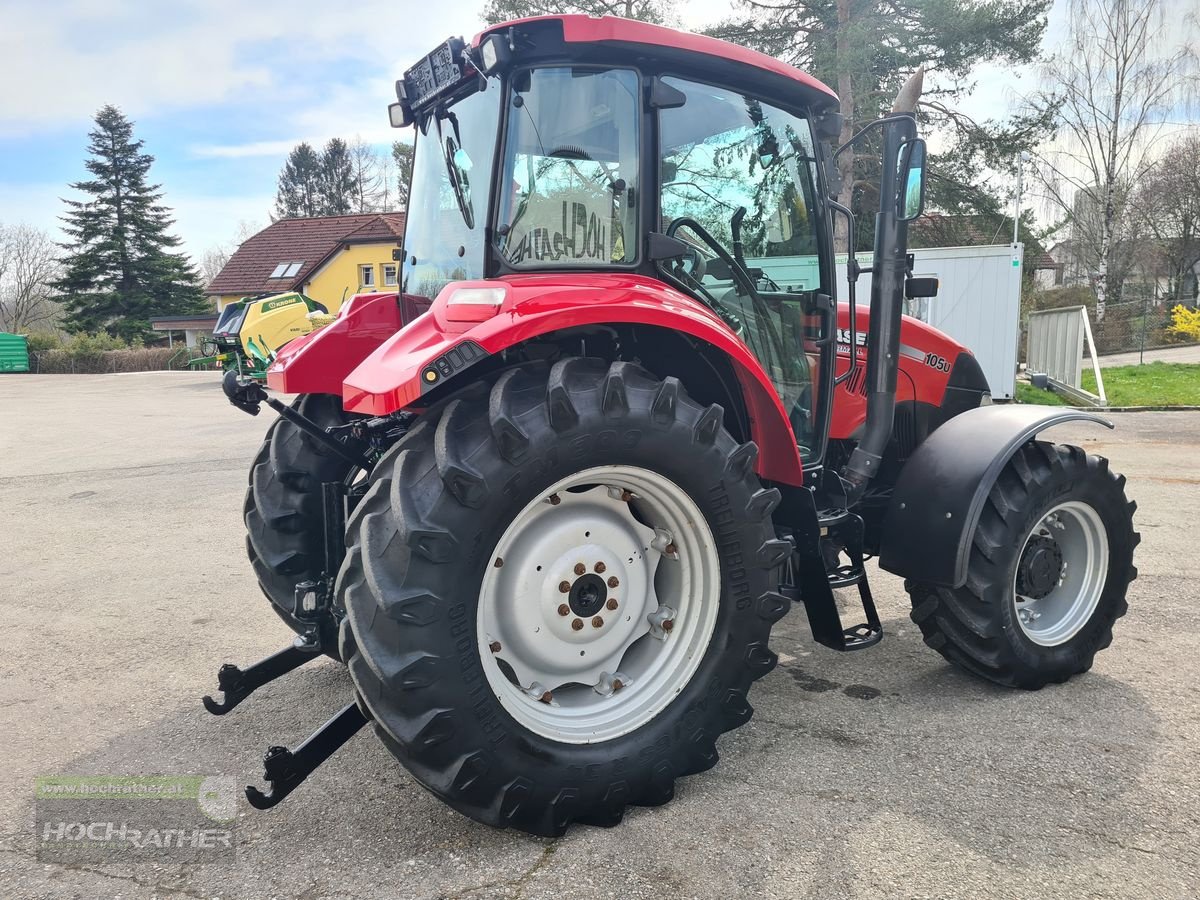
475 15 840 110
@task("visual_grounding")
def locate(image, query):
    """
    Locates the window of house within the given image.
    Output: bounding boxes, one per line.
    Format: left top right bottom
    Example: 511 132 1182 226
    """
360 264 376 288
383 263 398 287
270 261 304 278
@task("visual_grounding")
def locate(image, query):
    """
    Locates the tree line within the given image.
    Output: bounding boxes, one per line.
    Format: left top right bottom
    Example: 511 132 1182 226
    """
273 138 413 219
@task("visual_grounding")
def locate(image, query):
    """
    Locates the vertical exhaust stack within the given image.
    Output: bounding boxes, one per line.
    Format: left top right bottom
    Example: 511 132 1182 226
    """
843 68 924 503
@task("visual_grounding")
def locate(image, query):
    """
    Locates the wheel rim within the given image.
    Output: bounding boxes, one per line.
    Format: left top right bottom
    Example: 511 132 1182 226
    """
1012 500 1109 647
477 465 720 744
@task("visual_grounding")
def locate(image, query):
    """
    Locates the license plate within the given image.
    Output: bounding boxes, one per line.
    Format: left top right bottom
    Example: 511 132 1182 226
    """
405 38 466 107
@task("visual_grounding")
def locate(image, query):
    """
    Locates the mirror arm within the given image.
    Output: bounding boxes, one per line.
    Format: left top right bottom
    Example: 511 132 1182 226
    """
833 112 917 160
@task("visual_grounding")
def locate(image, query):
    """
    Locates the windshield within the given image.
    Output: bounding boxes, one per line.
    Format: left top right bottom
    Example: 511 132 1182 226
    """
401 77 501 302
497 67 640 267
658 77 828 458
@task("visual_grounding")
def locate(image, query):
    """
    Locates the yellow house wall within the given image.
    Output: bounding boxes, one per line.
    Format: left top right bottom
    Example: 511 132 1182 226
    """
210 241 399 314
301 242 400 313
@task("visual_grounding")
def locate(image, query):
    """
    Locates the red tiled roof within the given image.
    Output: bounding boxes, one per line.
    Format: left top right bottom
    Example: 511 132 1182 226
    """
206 213 406 295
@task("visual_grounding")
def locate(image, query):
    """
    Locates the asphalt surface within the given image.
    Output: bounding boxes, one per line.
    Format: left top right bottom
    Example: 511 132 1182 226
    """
1 372 1197 899
1097 343 1200 367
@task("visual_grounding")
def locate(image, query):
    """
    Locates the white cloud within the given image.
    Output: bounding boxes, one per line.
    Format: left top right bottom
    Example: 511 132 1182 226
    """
0 0 487 135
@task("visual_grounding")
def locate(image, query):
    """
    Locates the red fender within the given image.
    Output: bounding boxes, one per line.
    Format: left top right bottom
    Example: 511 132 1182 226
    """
266 292 429 396
338 274 807 485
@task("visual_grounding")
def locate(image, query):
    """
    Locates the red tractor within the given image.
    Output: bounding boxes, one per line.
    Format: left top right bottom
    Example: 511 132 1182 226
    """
210 15 1138 836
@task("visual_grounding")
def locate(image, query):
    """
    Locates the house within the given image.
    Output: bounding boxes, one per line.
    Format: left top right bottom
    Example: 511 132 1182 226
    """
205 213 407 313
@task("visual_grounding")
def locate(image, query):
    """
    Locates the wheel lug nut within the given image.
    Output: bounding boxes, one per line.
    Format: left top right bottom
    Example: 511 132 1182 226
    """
489 641 501 653
559 581 571 593
612 679 624 692
574 563 586 576
606 597 618 610
592 616 604 628
558 603 570 616
548 493 561 505
539 690 553 704
665 542 677 556
607 576 619 588
571 618 584 631
494 557 503 568
595 561 606 573
662 619 675 632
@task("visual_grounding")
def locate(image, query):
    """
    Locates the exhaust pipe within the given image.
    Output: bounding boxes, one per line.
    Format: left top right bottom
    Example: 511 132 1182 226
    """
843 69 923 503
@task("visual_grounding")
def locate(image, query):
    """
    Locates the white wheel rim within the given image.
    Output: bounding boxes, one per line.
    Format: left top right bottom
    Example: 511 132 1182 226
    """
477 465 721 744
1012 500 1109 647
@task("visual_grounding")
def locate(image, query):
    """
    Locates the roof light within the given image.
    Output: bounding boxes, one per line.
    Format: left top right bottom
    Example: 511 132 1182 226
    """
442 284 507 323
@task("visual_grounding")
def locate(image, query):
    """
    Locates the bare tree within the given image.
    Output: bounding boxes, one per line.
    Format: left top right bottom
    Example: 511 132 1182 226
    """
1030 0 1198 318
349 137 386 213
1131 133 1200 303
200 246 231 287
0 224 61 333
200 220 264 289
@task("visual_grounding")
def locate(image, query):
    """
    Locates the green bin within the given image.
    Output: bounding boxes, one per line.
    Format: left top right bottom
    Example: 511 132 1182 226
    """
0 332 30 373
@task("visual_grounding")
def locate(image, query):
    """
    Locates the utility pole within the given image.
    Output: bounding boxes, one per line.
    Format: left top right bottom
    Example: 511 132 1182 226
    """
1013 151 1030 246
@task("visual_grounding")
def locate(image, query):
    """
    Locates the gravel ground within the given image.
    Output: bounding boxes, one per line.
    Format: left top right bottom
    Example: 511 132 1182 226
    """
1 372 1197 899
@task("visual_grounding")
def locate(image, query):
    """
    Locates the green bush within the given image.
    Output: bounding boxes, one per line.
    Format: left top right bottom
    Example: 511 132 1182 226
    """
63 332 129 353
24 332 63 352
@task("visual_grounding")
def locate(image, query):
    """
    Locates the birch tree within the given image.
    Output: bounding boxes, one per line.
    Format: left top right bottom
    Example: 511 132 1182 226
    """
1030 0 1197 317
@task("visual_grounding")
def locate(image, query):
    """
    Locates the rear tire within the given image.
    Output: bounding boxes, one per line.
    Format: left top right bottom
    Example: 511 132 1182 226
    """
244 393 355 646
338 359 791 835
905 441 1138 689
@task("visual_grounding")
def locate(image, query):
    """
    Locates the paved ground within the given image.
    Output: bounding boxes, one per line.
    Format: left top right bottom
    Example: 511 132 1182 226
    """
1 372 1198 899
1097 343 1200 367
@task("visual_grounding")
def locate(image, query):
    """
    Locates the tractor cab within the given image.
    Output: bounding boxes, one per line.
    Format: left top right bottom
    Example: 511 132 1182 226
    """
392 16 907 464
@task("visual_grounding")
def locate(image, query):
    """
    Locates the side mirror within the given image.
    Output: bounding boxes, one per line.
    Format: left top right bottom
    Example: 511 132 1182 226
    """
897 138 927 221
905 276 939 299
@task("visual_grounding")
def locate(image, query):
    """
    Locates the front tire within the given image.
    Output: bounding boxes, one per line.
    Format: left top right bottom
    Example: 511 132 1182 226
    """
338 359 791 835
244 393 355 642
906 441 1138 689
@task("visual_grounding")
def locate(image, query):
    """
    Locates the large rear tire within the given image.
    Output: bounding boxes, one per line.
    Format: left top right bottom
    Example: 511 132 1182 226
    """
905 441 1138 689
244 393 355 644
338 359 791 835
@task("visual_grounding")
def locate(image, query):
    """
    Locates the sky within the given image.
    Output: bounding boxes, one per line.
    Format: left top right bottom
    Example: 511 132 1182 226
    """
0 0 1161 264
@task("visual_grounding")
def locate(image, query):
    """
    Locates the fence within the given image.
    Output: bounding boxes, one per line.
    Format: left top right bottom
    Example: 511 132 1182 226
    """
1089 287 1180 358
1027 306 1106 405
29 347 195 374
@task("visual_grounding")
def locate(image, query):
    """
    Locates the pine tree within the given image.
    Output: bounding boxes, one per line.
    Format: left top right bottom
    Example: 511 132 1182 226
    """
274 142 322 218
52 105 206 339
318 138 356 216
392 141 414 210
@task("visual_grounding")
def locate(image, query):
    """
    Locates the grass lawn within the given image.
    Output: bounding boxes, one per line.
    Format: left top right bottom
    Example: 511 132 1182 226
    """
1016 362 1200 407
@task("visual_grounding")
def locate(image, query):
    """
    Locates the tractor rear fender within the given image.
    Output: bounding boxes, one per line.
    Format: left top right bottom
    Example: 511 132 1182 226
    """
340 274 806 485
877 405 1113 588
266 292 406 395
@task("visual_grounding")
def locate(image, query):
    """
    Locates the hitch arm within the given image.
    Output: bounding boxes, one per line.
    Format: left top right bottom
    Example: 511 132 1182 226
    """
222 371 371 470
245 702 370 809
202 638 321 715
